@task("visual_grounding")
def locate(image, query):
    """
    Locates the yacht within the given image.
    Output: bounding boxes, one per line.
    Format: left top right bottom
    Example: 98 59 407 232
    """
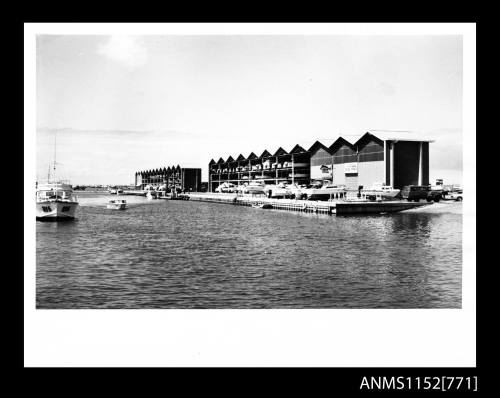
36 180 79 220
107 199 127 210
36 135 79 220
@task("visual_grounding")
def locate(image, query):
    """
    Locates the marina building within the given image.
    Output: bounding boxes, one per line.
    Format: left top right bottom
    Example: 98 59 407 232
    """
209 131 433 192
208 145 311 193
135 166 202 192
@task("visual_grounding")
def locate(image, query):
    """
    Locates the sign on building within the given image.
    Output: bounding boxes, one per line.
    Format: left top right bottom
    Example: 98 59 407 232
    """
344 162 358 174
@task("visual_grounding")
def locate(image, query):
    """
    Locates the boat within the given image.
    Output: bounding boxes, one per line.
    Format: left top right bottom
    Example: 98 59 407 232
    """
286 183 303 199
362 182 400 200
36 136 79 220
251 203 272 209
108 186 123 194
36 181 79 220
302 182 347 201
146 191 154 200
107 199 127 210
270 182 299 199
215 182 237 193
243 181 267 194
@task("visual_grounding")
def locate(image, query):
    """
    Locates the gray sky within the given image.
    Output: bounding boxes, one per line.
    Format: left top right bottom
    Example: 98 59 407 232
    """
36 35 463 185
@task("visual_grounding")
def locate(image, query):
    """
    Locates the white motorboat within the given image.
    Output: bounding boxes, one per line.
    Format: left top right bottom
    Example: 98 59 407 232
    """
36 135 79 220
362 182 400 199
270 182 301 199
251 202 272 209
215 182 237 193
107 199 127 210
36 180 79 220
302 182 347 201
243 181 266 194
108 186 123 194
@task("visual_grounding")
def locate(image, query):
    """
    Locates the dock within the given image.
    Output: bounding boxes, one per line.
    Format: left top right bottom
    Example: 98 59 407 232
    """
122 190 147 196
182 193 429 215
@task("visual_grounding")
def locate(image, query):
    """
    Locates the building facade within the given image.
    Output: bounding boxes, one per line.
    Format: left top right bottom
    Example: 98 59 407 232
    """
209 132 432 192
208 145 311 192
135 166 202 192
309 132 431 190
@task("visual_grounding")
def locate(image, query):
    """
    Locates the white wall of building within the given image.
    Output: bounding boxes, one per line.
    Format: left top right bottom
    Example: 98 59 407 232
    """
331 160 385 189
357 160 385 189
332 164 346 185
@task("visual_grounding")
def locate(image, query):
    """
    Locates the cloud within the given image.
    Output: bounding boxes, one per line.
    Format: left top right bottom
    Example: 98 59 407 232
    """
37 127 200 139
97 36 148 68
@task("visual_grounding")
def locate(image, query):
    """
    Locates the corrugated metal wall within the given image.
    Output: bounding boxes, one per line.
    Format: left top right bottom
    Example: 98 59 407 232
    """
310 148 332 180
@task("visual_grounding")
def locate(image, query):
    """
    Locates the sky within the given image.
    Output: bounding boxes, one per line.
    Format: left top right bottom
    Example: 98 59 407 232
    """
36 35 463 185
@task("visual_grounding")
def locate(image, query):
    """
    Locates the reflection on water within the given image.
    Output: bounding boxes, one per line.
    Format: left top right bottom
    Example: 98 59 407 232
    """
36 193 462 308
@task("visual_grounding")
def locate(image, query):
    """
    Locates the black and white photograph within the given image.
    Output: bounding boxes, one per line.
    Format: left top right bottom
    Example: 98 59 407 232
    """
25 22 476 368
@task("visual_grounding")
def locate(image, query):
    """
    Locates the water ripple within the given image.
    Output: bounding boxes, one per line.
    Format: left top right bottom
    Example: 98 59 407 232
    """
36 193 462 308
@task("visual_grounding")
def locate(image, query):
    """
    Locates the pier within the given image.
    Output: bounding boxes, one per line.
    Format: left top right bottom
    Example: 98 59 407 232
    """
183 193 429 215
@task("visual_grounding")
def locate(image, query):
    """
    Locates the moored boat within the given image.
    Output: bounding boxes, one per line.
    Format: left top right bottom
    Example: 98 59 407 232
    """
302 182 347 201
251 203 272 209
215 182 237 193
36 134 79 220
362 182 400 200
242 181 266 194
107 199 127 210
36 181 79 220
270 182 302 199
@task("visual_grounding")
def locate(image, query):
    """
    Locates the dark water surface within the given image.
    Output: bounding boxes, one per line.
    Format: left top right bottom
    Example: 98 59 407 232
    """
36 193 462 308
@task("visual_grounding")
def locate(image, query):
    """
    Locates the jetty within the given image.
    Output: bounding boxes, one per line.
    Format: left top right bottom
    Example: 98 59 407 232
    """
180 193 429 215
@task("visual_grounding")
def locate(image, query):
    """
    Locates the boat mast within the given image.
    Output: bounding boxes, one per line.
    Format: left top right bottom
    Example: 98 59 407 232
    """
53 131 57 183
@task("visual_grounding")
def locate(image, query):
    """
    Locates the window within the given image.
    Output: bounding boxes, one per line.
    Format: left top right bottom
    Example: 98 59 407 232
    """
62 206 70 212
42 206 52 212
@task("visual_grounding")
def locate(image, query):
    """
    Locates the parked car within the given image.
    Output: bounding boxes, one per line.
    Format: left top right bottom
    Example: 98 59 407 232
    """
401 185 442 202
444 191 463 201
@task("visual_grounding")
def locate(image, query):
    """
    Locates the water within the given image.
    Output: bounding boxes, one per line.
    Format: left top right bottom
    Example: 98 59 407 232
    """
36 192 462 308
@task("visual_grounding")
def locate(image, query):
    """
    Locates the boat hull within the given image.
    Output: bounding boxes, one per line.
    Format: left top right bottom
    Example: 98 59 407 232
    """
270 188 290 198
107 204 126 210
303 189 347 201
36 200 78 220
362 190 401 200
245 187 266 194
